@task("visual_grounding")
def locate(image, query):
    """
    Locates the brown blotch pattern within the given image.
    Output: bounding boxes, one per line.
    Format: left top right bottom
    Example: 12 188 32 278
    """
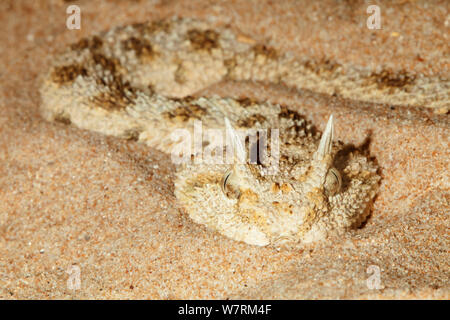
370 69 416 89
303 58 341 75
92 82 136 111
163 104 208 122
70 35 103 51
278 106 310 144
172 96 197 104
237 114 267 128
122 37 154 58
92 53 121 74
131 20 171 36
278 105 305 121
91 55 138 112
236 97 259 108
51 64 88 84
54 114 71 125
187 29 220 51
253 44 278 60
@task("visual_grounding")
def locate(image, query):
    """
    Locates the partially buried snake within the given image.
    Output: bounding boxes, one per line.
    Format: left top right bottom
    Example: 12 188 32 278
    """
40 17 383 247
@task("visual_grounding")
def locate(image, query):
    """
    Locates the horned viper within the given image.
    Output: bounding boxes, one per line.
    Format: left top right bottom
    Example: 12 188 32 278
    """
40 17 381 247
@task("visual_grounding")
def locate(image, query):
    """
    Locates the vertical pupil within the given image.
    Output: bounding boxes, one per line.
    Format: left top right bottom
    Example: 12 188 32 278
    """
331 170 338 183
223 172 231 189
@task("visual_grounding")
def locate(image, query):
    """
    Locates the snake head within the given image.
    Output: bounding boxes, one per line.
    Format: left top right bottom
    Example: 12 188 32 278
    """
175 114 379 247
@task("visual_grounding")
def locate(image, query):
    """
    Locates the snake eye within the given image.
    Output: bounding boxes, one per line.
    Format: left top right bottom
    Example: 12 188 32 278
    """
220 169 241 199
324 167 342 196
